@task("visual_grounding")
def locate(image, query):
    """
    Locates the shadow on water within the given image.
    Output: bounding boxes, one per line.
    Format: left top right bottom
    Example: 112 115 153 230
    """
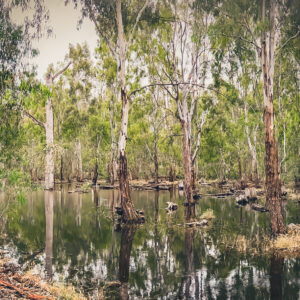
0 185 299 298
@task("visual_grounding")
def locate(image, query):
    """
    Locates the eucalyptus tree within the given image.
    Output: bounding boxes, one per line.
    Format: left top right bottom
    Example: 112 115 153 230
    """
71 0 157 221
62 43 96 182
95 42 119 185
210 0 299 234
148 0 213 205
0 0 48 177
23 62 71 190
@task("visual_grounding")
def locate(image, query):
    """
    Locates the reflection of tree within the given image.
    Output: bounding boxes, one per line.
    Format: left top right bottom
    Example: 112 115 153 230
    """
270 254 284 300
155 191 159 224
184 205 195 221
178 206 196 299
92 187 100 229
119 225 136 300
45 191 54 280
76 192 82 226
92 187 99 207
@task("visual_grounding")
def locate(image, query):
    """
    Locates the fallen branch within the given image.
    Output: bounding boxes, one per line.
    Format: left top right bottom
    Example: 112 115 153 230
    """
0 279 53 300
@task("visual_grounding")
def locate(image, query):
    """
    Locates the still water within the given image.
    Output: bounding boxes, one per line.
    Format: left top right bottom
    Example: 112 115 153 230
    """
0 185 299 299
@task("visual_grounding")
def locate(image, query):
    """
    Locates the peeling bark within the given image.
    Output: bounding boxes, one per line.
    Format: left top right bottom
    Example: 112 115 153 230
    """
261 0 286 235
116 0 143 221
181 119 194 204
119 151 138 222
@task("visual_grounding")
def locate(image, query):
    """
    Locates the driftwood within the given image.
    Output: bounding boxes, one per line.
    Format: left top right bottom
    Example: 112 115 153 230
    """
114 207 145 222
236 195 248 206
251 204 269 212
131 182 174 191
0 261 54 300
99 185 117 189
194 192 234 199
186 219 208 227
166 202 178 211
245 187 257 201
178 182 184 190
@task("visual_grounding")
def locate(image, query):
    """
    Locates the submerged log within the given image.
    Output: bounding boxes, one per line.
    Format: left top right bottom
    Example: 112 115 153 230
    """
166 201 178 211
236 194 248 206
178 182 184 190
186 219 208 227
251 204 269 212
197 192 234 198
131 182 173 191
100 184 117 189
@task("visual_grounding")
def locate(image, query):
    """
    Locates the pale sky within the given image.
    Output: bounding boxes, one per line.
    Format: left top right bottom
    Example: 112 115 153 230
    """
13 0 98 81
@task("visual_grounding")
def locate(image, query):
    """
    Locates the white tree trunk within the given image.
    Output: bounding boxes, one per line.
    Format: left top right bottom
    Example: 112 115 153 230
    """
76 139 83 181
244 99 258 182
116 0 139 221
44 98 55 190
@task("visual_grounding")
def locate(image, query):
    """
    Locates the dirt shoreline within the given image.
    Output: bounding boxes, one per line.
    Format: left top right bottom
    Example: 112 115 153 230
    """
0 258 88 300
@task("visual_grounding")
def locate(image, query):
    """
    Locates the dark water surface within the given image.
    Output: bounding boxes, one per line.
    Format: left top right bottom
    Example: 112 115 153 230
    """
0 185 299 299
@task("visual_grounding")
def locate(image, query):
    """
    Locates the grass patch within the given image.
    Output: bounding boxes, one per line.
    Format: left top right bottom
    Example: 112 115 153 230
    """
272 224 300 254
200 209 215 220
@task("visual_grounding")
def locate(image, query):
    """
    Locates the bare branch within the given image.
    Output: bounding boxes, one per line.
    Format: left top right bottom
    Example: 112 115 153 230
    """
128 0 151 47
277 30 300 53
88 0 117 58
23 110 45 129
52 61 72 81
211 33 261 51
243 15 261 51
129 82 207 97
192 109 208 163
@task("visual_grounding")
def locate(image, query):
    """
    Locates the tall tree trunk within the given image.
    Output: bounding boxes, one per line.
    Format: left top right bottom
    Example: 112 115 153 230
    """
261 0 286 235
238 153 245 189
44 98 55 190
44 63 71 189
109 95 116 185
154 138 159 184
76 139 83 182
60 155 63 182
244 99 258 184
92 158 98 185
116 0 138 221
45 191 53 280
181 120 194 205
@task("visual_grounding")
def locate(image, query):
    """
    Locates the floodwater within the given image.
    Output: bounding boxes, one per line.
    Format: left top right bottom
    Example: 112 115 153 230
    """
0 185 299 299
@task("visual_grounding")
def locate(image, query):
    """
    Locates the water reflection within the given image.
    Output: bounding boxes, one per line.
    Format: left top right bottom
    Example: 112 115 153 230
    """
178 226 195 299
0 187 299 299
270 254 284 300
119 225 136 300
45 191 53 280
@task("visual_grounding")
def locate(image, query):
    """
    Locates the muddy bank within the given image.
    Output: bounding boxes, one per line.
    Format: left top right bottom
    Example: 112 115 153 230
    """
0 257 88 300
